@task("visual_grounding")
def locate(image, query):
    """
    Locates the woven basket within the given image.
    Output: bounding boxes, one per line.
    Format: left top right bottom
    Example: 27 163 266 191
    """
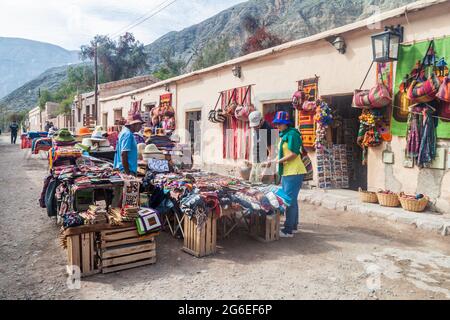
376 192 400 207
359 188 378 203
399 194 429 212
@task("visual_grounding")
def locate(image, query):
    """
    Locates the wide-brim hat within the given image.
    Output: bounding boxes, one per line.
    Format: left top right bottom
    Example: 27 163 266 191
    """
143 127 152 138
54 128 75 142
272 111 291 125
77 127 92 136
91 132 107 141
144 144 163 154
126 114 144 126
143 153 166 161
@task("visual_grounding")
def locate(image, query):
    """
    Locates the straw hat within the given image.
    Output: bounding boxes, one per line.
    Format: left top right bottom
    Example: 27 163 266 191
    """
91 126 107 141
81 138 94 147
126 114 144 126
143 144 165 160
143 127 152 138
143 144 163 154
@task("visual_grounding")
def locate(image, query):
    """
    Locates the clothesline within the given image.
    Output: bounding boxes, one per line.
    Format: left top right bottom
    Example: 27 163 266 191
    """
391 104 450 121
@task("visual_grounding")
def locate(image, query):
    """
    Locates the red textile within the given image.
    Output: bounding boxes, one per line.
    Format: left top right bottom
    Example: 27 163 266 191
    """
222 86 251 160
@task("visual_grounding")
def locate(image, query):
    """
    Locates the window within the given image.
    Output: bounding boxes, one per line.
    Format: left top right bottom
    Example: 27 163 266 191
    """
186 111 201 156
114 109 122 124
102 113 108 128
78 108 81 123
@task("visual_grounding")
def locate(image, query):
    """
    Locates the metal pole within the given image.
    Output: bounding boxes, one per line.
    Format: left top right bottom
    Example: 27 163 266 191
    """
94 41 99 127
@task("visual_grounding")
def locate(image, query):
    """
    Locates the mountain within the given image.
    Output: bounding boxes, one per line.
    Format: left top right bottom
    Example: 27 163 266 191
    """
0 65 72 111
0 37 79 99
2 0 417 112
144 0 416 71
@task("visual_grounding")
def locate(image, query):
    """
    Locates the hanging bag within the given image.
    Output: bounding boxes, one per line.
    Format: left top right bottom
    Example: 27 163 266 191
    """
437 75 450 103
353 61 376 109
368 72 392 108
225 89 238 117
407 40 441 103
208 93 226 123
234 86 255 121
292 90 306 110
352 89 371 108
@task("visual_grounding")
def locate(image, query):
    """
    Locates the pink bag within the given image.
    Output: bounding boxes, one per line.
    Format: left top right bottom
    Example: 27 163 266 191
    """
292 91 305 110
437 76 450 103
352 89 371 108
302 101 317 112
368 82 392 108
235 104 255 121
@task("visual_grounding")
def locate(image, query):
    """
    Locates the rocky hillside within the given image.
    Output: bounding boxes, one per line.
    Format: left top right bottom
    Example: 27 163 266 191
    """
0 65 72 112
145 0 416 71
0 37 79 99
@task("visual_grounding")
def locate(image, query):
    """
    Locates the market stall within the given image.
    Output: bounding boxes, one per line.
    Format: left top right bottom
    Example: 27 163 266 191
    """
140 170 288 257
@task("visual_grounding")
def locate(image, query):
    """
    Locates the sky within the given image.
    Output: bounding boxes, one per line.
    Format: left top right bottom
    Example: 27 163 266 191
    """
0 0 246 50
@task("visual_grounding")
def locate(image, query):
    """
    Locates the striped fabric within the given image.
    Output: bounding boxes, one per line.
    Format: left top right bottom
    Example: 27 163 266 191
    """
222 86 251 160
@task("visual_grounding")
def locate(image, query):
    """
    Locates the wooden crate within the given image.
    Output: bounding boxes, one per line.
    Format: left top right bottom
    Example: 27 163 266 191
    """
249 212 281 243
100 226 157 274
66 232 100 277
183 213 217 258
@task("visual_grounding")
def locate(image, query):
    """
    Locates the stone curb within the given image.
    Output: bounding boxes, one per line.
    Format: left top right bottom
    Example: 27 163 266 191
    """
299 190 450 237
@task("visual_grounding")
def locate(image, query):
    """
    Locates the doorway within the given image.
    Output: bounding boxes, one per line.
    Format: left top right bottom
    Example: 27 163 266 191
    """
186 111 202 159
323 95 367 191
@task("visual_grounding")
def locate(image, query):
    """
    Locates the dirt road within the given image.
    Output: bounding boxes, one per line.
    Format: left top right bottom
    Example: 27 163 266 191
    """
0 135 449 300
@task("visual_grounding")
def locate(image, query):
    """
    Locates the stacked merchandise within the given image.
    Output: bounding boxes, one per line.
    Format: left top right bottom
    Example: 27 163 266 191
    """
331 145 349 189
107 208 123 226
142 171 290 228
79 205 108 224
316 145 349 189
146 135 176 152
122 206 139 222
343 120 357 183
316 148 333 189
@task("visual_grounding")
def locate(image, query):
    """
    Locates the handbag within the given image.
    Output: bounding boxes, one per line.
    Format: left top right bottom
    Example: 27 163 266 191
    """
407 40 441 103
368 78 392 108
407 73 441 103
208 93 226 123
224 89 238 117
352 89 371 108
234 87 254 121
292 90 305 110
437 75 450 102
302 100 318 112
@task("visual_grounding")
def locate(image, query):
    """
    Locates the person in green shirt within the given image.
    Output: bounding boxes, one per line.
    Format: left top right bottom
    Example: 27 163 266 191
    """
267 111 306 237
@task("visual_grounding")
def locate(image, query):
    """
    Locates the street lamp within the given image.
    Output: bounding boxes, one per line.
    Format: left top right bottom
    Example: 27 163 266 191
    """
371 25 404 63
232 65 242 78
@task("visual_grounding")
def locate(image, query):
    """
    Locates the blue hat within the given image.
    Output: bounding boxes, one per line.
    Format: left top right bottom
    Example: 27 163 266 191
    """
272 111 291 125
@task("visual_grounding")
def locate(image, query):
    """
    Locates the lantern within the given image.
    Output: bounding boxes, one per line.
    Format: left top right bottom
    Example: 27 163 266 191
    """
371 25 403 63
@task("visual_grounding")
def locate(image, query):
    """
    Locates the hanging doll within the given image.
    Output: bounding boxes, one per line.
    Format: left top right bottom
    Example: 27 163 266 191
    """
314 101 333 149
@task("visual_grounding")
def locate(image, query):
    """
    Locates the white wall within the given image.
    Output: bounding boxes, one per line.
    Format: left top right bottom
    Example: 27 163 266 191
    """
98 1 450 211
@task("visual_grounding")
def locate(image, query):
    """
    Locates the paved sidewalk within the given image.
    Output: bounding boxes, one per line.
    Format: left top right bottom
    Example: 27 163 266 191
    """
299 189 450 236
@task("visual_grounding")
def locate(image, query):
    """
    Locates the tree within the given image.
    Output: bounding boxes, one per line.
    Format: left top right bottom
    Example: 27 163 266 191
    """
240 14 284 55
192 38 232 71
242 27 284 55
153 48 186 80
80 32 148 82
38 89 53 110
